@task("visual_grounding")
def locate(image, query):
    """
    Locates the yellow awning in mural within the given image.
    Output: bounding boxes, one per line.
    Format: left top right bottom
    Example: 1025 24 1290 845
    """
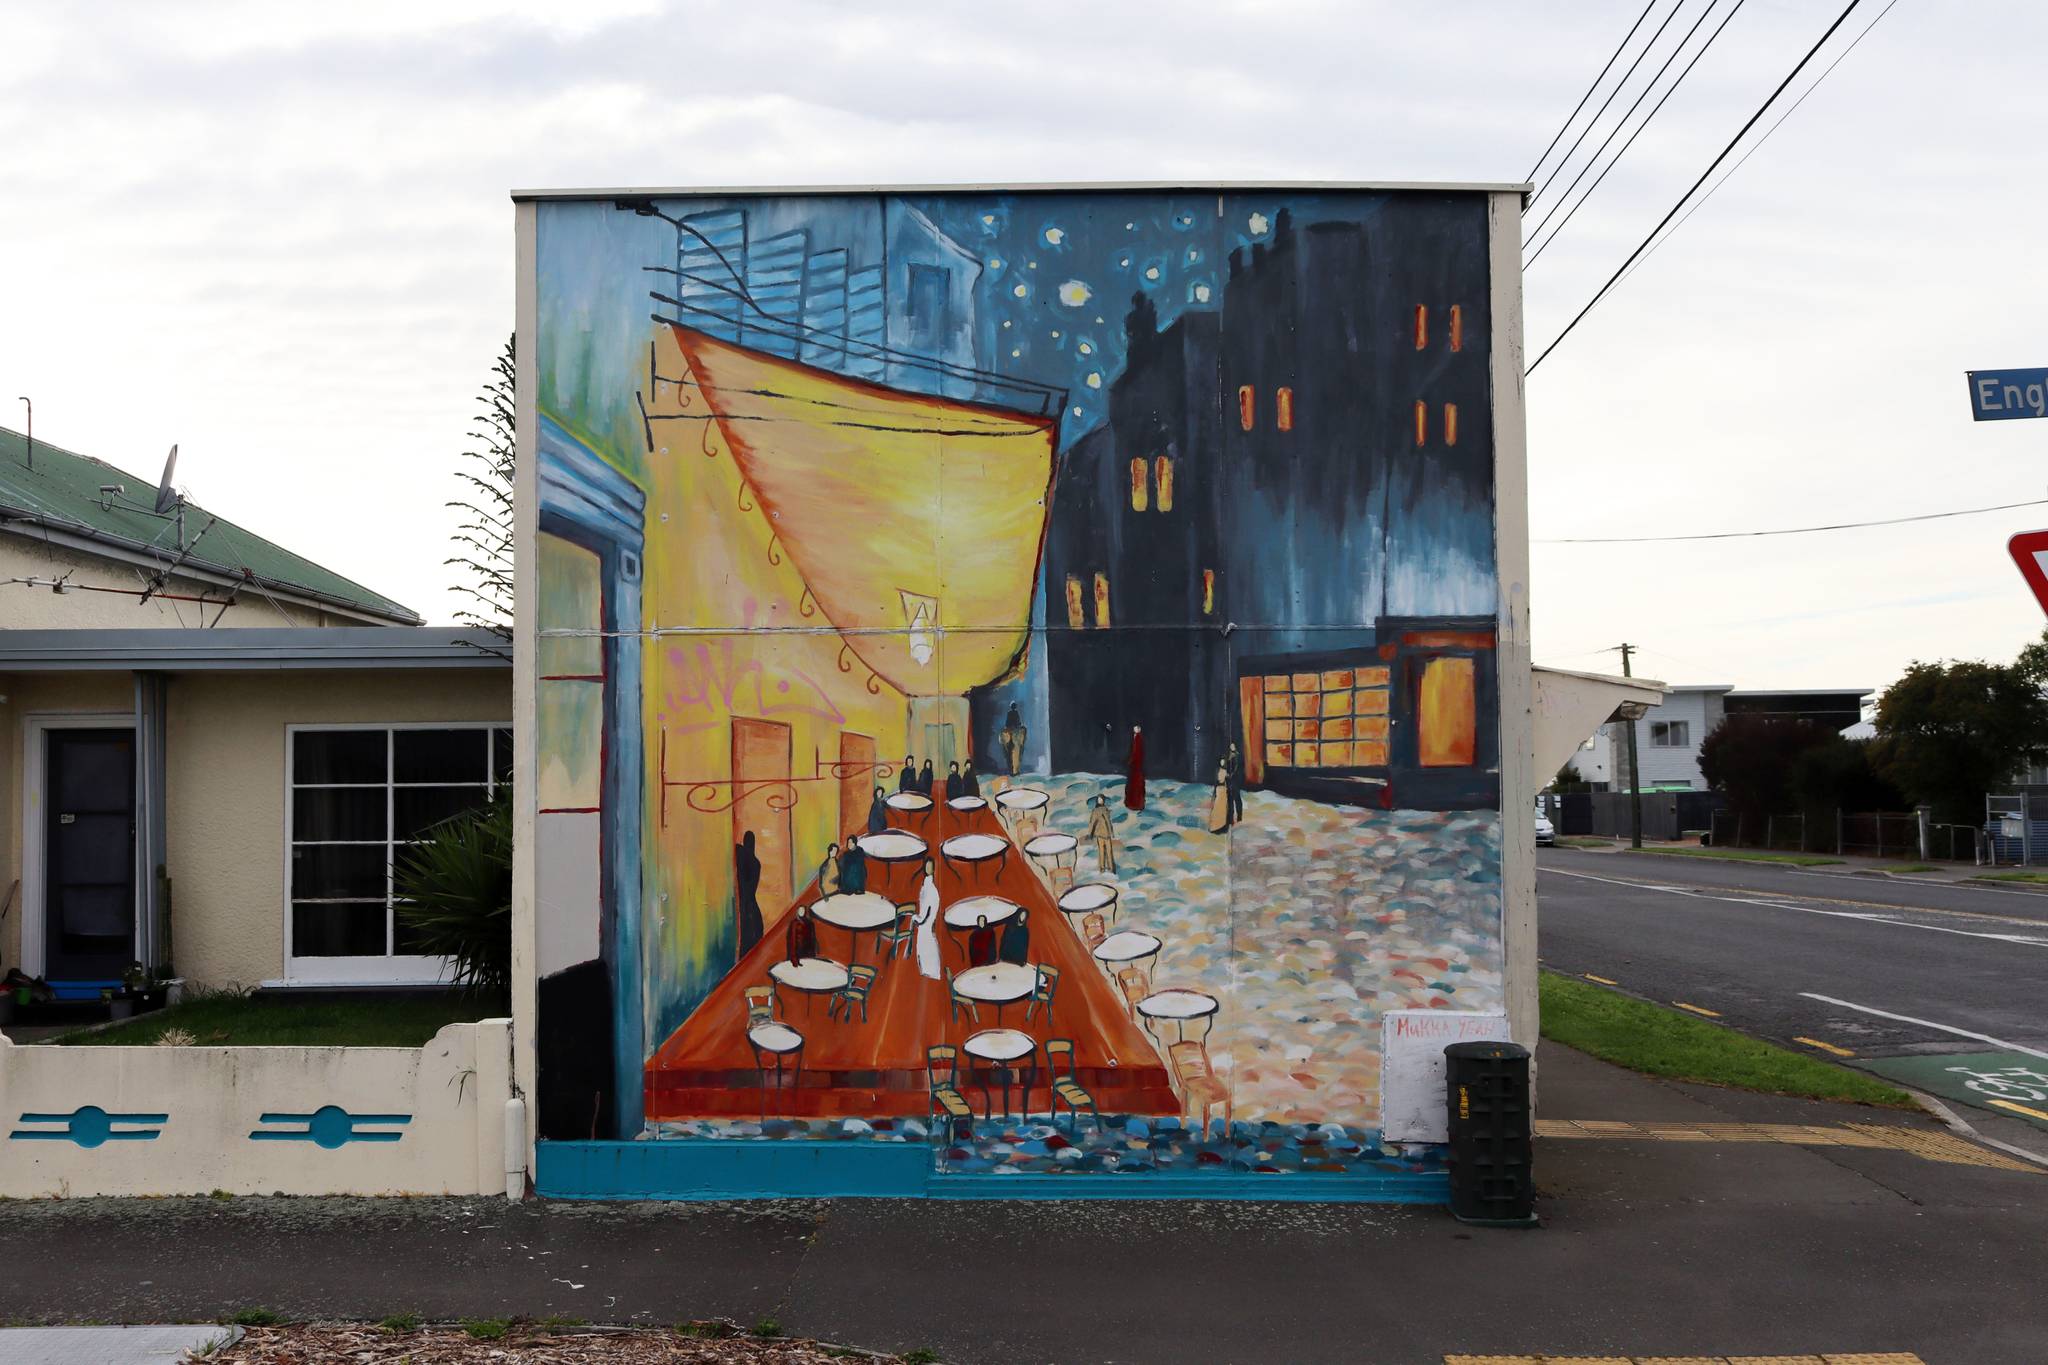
671 324 1056 697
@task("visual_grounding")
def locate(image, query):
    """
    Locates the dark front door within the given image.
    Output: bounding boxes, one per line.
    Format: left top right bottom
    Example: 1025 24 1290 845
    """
44 728 136 982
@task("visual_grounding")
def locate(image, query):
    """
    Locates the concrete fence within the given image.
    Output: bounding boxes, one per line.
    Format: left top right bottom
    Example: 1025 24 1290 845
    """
0 1020 521 1199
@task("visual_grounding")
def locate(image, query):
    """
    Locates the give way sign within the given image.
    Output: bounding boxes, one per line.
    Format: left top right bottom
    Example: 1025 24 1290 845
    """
2011 530 2048 616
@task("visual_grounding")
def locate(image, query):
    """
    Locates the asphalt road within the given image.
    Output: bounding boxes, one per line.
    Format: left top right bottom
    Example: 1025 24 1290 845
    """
1538 848 2048 1148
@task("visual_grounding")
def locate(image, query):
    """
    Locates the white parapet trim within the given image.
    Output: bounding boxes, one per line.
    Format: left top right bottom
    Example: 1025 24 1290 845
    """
1532 666 1669 781
0 1019 514 1198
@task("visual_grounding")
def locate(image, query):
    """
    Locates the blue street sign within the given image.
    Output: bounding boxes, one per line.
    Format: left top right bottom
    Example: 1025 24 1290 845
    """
1967 367 2048 421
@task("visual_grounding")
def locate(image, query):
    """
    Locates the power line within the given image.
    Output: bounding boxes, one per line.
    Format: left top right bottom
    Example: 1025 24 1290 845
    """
1537 496 2048 544
1613 0 1902 293
1526 0 1866 376
1525 0 1751 267
1529 0 1689 209
1525 0 1662 184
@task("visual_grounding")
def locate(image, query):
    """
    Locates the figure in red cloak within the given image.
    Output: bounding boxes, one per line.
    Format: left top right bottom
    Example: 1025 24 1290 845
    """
1124 724 1146 812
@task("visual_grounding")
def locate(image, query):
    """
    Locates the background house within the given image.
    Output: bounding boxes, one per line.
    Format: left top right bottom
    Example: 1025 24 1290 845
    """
1576 684 1872 792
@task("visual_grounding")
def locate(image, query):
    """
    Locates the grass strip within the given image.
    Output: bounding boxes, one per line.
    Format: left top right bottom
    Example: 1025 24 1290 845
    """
1621 845 1841 866
1973 871 2048 885
1539 971 1912 1107
49 991 503 1047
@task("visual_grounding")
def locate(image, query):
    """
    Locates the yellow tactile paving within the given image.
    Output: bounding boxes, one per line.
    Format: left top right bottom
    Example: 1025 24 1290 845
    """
1528 1118 2036 1171
1443 1355 1924 1364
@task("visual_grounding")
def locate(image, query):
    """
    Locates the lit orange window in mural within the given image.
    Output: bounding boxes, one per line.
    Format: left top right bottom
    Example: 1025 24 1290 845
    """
1154 456 1174 511
1443 402 1459 447
1064 574 1085 629
1238 385 1255 431
1129 457 1149 511
1276 387 1294 431
1418 656 1478 767
1201 568 1215 615
1449 304 1463 352
1413 304 1428 350
1093 572 1111 628
1413 400 1427 447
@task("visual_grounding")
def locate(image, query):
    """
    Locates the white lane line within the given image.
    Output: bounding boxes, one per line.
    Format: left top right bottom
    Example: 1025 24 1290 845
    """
1796 992 2048 1061
1544 867 2048 949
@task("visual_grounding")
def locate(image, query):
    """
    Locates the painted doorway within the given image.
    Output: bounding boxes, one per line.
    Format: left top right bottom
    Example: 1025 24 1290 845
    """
44 727 136 983
922 722 958 775
731 718 794 920
837 732 876 840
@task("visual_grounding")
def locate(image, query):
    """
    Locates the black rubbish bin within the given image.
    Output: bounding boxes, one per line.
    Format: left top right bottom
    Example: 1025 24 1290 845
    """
1445 1039 1536 1227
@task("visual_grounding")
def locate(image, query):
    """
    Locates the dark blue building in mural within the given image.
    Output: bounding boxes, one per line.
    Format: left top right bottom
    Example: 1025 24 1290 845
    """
1042 204 1499 810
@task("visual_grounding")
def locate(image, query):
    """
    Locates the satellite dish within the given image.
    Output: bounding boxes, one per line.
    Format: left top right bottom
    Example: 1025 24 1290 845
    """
153 444 180 514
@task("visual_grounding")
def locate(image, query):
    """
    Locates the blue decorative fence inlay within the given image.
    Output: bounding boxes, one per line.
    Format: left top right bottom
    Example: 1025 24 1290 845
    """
250 1105 410 1148
12 1106 167 1147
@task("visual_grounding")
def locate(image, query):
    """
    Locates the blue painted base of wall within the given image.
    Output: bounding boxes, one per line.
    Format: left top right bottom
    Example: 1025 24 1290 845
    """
536 1140 1448 1204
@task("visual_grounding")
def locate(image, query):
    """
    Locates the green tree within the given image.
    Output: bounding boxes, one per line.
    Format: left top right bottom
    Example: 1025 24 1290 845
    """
1872 655 2048 824
1550 761 1591 793
1698 715 1830 836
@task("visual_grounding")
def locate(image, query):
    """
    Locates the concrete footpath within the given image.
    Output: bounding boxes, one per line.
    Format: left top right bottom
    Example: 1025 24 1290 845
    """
0 1046 2042 1365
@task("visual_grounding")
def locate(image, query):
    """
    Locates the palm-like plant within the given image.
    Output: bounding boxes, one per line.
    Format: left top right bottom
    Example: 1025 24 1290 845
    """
394 791 512 997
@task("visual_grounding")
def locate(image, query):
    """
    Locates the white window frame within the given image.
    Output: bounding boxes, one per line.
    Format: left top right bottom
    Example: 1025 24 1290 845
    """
1649 720 1691 749
281 721 510 986
18 711 138 979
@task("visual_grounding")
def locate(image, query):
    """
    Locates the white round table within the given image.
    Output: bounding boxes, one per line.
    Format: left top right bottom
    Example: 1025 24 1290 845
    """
1136 987 1219 1042
962 1027 1037 1119
1093 930 1162 966
953 962 1038 1022
1023 831 1079 887
769 956 850 1015
943 895 1020 930
994 786 1049 835
856 830 927 863
947 795 988 812
886 791 933 812
810 892 900 964
940 832 1009 880
746 1021 804 1116
1056 881 1119 923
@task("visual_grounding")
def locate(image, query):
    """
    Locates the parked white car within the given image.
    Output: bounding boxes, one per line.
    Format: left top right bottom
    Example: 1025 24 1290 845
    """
1534 809 1557 847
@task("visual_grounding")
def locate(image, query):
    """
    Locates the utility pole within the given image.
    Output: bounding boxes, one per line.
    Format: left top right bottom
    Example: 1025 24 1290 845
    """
1620 642 1643 849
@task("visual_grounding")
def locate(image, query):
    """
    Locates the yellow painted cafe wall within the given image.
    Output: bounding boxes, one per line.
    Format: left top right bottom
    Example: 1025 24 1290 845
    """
629 323 909 1039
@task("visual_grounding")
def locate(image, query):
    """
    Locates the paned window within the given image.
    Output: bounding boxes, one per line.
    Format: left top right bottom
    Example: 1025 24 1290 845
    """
1256 666 1390 772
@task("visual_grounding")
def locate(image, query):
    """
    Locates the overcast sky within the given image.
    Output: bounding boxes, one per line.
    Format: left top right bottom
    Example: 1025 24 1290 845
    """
3 0 2042 694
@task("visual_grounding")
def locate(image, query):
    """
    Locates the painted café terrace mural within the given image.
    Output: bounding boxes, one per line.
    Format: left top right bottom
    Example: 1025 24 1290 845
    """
532 189 1504 1180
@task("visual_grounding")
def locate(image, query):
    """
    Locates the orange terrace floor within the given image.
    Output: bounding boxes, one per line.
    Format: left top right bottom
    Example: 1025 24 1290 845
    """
644 793 1180 1121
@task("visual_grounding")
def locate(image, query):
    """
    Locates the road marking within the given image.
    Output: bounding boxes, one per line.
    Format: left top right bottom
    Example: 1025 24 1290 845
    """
1445 1349 1929 1362
1673 1001 1721 1017
1797 992 2048 1061
1989 1097 2048 1123
1545 867 2048 948
1582 973 1619 985
1795 1036 1856 1057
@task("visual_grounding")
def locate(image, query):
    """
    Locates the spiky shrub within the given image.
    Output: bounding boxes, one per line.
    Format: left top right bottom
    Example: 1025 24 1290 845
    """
448 336 515 636
394 792 511 996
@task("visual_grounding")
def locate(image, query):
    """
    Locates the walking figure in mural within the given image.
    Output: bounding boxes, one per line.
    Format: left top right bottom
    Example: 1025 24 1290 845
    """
1000 702 1027 778
784 904 819 965
1225 740 1245 826
1086 794 1118 874
734 831 765 958
944 761 964 800
898 755 920 796
1124 725 1146 812
1207 756 1232 834
816 842 842 897
968 914 998 968
913 859 941 979
999 907 1031 966
919 757 936 795
839 838 868 896
866 784 889 835
961 759 981 798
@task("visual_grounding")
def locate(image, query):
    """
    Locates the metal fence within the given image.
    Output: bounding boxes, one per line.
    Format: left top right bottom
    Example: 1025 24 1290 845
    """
1985 792 2048 866
1706 808 1981 861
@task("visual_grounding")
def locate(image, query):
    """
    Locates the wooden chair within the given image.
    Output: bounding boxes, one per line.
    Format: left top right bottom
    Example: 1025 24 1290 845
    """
1168 1040 1232 1142
1116 967 1149 1019
827 963 877 1023
927 1044 973 1141
744 985 775 1028
1081 913 1107 951
1044 1038 1098 1134
1025 964 1060 1027
947 969 980 1026
876 905 917 961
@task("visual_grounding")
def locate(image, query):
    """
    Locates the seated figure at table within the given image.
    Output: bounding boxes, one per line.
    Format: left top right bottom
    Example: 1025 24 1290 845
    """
961 759 980 798
967 914 998 968
785 904 819 964
839 838 868 896
998 906 1030 966
944 761 964 801
919 758 936 795
816 842 841 897
898 755 920 795
867 784 889 835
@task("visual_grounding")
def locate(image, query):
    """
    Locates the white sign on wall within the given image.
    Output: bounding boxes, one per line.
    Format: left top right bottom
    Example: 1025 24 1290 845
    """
1380 1009 1513 1143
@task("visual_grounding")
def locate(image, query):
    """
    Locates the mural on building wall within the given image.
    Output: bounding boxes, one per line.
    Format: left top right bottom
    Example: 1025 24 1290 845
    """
532 190 1504 1179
